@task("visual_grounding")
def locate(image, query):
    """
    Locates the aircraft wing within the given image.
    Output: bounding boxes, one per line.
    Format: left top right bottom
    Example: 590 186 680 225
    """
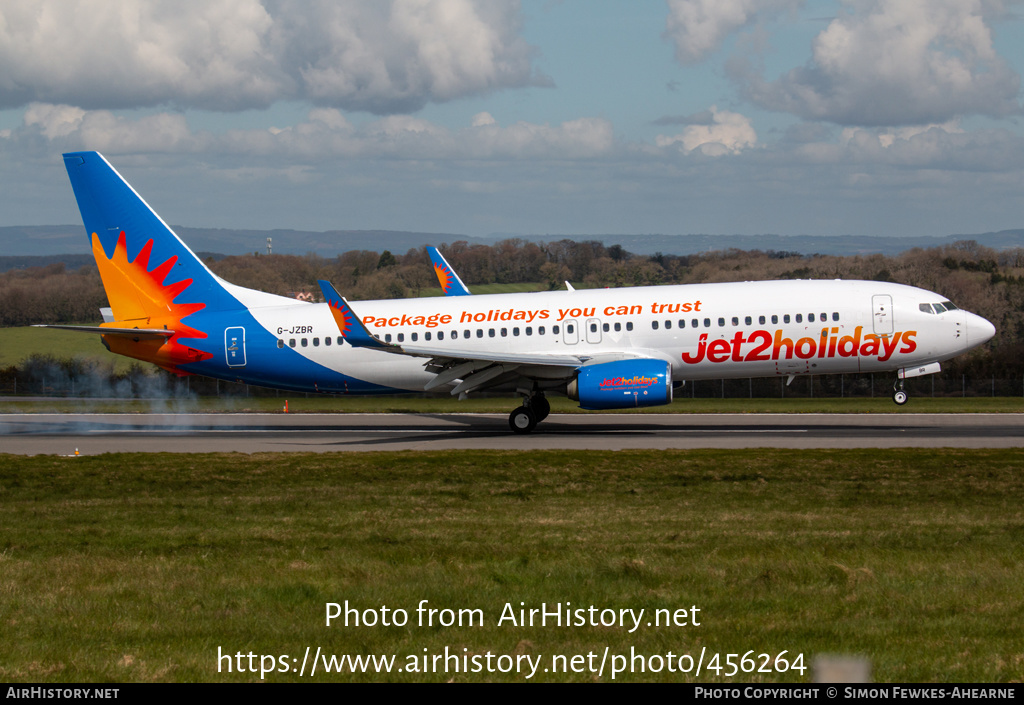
318 279 602 395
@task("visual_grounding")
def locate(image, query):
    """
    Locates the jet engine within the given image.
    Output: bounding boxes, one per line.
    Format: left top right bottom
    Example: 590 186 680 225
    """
567 359 673 410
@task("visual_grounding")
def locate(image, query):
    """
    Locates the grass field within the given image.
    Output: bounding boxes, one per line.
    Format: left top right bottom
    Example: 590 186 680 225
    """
0 326 134 372
1 449 1021 682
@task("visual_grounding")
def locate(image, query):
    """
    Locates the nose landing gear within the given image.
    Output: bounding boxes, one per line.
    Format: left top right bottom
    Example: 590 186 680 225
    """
892 379 908 405
508 393 550 434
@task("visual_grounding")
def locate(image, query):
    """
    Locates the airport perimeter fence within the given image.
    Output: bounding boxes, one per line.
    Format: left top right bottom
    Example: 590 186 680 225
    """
683 373 1024 400
1 358 1024 400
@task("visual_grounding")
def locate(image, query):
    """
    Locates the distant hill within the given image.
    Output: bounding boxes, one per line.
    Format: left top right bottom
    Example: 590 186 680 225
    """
3 225 1023 269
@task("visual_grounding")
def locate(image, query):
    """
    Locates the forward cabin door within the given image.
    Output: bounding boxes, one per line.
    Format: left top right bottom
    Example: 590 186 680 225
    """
872 295 894 336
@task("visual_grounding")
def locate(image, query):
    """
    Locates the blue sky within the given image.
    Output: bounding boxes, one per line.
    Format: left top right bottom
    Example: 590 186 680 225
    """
2 0 1024 243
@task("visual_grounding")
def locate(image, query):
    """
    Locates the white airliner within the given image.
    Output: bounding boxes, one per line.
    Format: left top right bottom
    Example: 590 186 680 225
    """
46 151 996 433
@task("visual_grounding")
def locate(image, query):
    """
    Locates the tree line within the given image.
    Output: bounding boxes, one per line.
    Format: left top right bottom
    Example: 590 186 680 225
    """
2 238 1023 376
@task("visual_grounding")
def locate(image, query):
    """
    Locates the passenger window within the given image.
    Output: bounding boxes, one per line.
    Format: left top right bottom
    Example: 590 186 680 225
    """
820 312 826 321
732 317 739 326
488 329 495 338
277 339 284 349
325 337 331 346
704 319 711 328
832 312 839 321
759 316 766 325
567 324 574 334
411 333 418 342
718 318 725 327
289 339 296 348
464 330 471 339
539 326 546 335
385 334 392 343
591 323 598 333
692 319 698 328
553 326 560 335
614 322 621 332
397 333 404 343
808 314 815 322
438 332 444 340
337 337 343 345
625 322 633 331
665 320 672 329
313 337 319 346
783 315 790 324
603 323 610 332
513 327 520 336
653 321 660 330
795 314 803 323
301 338 308 347
678 320 685 329
771 315 778 325
424 332 431 341
745 316 752 325
526 327 533 336
476 329 483 338
501 328 507 337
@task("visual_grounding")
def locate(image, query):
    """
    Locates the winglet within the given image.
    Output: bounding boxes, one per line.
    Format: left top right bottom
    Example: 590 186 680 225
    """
317 280 394 349
427 246 471 296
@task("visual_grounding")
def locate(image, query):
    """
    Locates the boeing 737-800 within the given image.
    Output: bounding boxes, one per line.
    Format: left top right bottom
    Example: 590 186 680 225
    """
44 152 996 433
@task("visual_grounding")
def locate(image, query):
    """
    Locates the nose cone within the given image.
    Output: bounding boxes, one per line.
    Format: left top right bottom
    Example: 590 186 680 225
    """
965 312 996 348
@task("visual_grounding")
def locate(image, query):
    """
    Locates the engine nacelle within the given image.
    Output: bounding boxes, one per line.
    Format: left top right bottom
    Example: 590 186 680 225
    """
567 359 673 410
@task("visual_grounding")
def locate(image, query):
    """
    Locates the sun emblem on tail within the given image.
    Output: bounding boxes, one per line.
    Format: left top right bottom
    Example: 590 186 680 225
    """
327 299 355 338
93 231 211 370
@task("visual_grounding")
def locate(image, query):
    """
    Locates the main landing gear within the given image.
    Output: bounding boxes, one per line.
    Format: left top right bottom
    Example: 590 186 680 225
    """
508 393 550 434
892 379 908 406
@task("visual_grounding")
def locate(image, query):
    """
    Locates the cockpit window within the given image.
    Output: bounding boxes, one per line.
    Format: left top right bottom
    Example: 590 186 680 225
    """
942 301 959 311
919 304 933 314
932 302 947 314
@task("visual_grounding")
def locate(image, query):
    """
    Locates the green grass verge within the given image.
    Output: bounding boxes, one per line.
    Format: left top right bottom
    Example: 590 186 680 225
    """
1 449 1021 682
0 326 135 372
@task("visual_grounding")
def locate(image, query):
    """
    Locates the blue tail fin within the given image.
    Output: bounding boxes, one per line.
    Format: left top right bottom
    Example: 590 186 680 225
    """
63 151 242 319
427 246 471 296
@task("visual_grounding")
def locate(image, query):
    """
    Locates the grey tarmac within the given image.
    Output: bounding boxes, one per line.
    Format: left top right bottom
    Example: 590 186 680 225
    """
1 412 1023 454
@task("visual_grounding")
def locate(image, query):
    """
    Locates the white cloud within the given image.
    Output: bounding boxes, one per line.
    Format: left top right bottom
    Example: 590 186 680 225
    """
0 0 535 113
472 111 497 127
744 0 1021 126
11 103 613 161
664 0 802 64
655 106 757 154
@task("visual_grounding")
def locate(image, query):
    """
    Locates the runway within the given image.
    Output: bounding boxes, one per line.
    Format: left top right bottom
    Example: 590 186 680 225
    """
2 412 1023 454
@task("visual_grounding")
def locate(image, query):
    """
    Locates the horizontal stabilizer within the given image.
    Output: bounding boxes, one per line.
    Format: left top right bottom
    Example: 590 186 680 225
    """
32 324 174 340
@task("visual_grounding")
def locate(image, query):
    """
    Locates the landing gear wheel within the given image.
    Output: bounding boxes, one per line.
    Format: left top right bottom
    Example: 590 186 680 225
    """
530 395 550 422
892 378 908 406
509 406 537 434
